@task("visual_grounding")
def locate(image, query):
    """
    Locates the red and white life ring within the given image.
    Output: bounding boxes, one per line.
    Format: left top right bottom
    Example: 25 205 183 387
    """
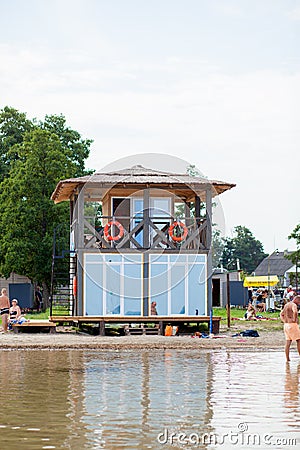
168 221 188 242
104 220 124 241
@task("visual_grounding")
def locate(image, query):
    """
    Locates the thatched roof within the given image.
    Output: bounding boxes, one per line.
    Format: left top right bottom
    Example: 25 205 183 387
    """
51 165 236 203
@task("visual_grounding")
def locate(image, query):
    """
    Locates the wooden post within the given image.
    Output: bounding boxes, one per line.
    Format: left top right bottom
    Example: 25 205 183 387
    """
99 321 105 336
76 188 85 316
226 272 231 328
143 189 150 316
158 321 164 336
206 187 213 313
143 188 150 248
195 195 201 226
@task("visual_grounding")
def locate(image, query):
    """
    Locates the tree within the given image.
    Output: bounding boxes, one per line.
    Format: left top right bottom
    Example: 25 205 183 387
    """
0 107 93 180
221 226 267 274
0 106 34 181
0 107 92 304
287 224 300 287
41 114 93 177
212 228 225 269
288 224 300 261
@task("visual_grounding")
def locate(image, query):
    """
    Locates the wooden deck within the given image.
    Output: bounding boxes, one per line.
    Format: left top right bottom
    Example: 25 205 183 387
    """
12 321 56 334
49 315 221 336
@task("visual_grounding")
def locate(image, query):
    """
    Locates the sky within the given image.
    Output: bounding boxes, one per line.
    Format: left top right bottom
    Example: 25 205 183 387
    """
0 0 299 253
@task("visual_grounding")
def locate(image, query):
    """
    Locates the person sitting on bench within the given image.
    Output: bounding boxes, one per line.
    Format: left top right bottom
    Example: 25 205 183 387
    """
9 299 22 322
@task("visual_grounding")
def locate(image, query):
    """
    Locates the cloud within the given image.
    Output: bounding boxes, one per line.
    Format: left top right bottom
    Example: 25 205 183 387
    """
286 6 300 21
0 42 299 252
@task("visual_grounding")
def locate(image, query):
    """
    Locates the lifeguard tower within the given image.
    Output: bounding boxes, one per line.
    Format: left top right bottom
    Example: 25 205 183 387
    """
50 164 235 334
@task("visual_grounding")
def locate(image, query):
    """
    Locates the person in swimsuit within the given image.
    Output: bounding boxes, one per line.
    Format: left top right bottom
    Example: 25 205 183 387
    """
0 288 10 332
280 295 300 362
9 299 22 322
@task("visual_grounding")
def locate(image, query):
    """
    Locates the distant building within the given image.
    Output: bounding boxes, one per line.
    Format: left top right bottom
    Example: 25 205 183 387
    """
212 269 247 307
0 272 31 293
253 251 295 287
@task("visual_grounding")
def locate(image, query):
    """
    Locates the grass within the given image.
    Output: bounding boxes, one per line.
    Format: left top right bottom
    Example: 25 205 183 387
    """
213 307 284 332
1 306 283 332
213 307 281 320
25 309 51 320
0 308 51 326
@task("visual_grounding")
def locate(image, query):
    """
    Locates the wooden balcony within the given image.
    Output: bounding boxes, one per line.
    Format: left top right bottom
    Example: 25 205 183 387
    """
82 214 210 251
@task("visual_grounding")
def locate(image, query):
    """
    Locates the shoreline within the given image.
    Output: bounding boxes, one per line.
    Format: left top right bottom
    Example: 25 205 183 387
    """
0 329 288 351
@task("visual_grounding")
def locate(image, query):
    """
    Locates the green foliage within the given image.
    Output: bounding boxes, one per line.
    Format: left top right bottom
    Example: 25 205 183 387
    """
221 225 267 274
0 106 34 181
0 106 92 292
288 224 300 263
41 114 93 177
212 228 225 268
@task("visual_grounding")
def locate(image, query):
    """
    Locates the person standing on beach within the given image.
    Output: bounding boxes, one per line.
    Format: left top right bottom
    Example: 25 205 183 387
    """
0 288 10 332
280 295 300 362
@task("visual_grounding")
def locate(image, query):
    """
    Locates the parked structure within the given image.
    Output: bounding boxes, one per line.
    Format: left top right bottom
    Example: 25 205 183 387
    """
212 269 246 307
51 164 235 323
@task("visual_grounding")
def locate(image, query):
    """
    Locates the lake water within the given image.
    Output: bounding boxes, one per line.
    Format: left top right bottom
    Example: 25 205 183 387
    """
0 349 298 449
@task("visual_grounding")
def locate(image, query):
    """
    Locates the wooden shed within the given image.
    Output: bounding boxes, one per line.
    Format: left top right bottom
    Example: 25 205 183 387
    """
50 164 235 331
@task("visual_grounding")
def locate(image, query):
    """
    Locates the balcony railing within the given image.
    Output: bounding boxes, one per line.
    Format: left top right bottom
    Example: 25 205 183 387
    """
81 214 210 251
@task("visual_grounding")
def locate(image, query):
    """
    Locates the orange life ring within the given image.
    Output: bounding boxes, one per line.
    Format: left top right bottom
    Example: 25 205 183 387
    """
104 220 124 241
168 221 188 242
72 276 77 297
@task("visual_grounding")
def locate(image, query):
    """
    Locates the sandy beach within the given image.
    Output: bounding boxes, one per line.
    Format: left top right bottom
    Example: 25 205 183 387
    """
0 325 288 351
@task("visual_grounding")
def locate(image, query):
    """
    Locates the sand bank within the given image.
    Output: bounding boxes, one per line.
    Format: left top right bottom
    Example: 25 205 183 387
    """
0 328 287 351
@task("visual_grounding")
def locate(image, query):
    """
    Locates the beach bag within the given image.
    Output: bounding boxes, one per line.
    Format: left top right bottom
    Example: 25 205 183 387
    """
240 329 259 337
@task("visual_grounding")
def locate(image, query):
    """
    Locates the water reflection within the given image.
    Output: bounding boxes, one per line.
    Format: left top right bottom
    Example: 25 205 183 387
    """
0 350 88 449
210 352 299 449
81 350 213 448
284 363 300 423
0 349 298 449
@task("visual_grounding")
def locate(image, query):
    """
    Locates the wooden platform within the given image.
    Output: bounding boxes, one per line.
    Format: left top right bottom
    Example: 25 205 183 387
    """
49 315 221 336
12 321 57 334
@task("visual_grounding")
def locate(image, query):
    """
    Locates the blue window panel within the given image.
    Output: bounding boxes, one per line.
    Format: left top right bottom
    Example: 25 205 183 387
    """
187 254 206 264
123 254 143 264
169 255 187 263
85 253 105 264
124 263 142 315
188 263 206 315
104 254 122 263
170 265 186 314
85 264 103 315
106 264 121 314
150 263 168 315
150 255 168 264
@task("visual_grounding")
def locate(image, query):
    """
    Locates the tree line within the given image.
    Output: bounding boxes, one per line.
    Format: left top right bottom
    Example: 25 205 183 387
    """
212 225 267 274
0 106 93 304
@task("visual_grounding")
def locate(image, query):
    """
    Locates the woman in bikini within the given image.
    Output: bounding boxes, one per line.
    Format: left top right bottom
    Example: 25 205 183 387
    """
0 288 10 332
9 299 22 323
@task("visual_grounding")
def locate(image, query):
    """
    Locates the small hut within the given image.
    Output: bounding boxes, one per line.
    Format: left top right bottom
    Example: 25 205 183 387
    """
51 165 235 329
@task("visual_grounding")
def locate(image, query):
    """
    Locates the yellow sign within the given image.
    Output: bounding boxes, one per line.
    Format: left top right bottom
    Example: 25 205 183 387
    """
243 275 279 287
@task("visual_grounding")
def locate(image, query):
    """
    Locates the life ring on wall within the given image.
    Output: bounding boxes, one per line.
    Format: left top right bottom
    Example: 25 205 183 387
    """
72 276 77 298
168 221 188 242
104 220 124 241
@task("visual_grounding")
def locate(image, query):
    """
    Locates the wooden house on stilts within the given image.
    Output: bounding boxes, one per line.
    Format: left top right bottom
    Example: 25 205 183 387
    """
50 164 235 334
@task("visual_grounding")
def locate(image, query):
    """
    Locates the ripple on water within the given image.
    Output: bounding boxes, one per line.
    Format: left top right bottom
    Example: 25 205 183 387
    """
0 349 298 449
